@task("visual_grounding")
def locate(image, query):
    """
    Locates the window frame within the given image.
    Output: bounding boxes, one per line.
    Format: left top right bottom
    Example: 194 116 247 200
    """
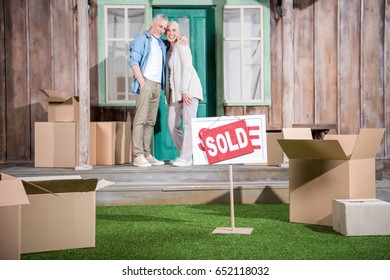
103 5 145 106
223 4 266 106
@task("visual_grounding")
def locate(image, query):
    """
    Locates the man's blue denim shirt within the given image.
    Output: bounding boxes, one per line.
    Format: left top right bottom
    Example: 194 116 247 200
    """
129 31 168 95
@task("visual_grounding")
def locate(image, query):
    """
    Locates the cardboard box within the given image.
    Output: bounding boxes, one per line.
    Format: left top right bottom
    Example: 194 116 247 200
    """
277 128 385 226
20 176 98 254
90 121 97 165
94 122 132 165
282 127 312 140
40 89 79 122
115 122 132 164
333 199 390 236
245 129 309 166
35 122 97 168
0 174 30 260
266 132 283 166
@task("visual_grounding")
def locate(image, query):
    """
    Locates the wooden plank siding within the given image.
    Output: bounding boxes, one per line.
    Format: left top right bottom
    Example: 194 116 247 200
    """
281 0 294 131
386 0 390 158
0 0 5 162
361 0 386 157
339 0 362 134
4 0 30 161
52 1 77 96
269 0 283 128
293 0 315 124
314 0 338 127
28 0 52 159
89 1 99 108
0 0 389 169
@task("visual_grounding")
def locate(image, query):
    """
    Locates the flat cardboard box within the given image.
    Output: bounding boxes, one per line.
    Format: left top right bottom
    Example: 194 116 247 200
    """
94 122 132 165
333 199 390 236
278 128 385 226
35 122 97 167
0 174 30 260
20 176 98 254
40 89 79 122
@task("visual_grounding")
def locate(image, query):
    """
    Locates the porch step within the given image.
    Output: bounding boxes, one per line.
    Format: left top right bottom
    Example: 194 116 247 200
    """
2 163 389 206
97 179 290 206
0 163 290 206
3 164 288 183
88 164 290 206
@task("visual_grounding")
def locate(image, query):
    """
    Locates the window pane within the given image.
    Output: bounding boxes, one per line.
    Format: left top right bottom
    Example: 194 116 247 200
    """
178 17 190 38
107 41 134 101
127 9 145 38
223 8 240 38
244 8 261 38
223 41 241 100
243 41 261 100
107 9 124 39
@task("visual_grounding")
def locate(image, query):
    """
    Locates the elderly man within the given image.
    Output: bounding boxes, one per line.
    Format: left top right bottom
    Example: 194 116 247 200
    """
129 14 169 167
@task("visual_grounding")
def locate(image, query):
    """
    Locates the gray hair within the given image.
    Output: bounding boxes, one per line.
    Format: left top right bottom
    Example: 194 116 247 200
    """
167 20 180 32
153 14 168 22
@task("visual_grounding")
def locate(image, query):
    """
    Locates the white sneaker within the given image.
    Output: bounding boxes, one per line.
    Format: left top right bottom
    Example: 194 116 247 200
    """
145 155 165 166
170 157 180 164
172 158 192 167
133 155 151 167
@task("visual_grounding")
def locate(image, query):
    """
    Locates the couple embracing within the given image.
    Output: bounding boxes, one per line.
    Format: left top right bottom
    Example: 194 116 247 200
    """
129 14 202 168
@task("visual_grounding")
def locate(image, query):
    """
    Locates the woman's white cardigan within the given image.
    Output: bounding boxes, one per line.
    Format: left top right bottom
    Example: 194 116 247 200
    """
168 43 203 104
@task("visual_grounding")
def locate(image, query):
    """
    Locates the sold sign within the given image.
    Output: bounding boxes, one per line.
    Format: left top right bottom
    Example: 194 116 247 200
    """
199 120 254 164
192 115 267 165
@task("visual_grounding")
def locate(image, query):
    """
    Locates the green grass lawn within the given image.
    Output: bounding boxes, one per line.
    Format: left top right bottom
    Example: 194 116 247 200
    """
21 203 390 260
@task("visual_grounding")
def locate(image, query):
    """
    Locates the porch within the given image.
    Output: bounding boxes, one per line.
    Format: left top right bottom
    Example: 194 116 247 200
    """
1 163 390 205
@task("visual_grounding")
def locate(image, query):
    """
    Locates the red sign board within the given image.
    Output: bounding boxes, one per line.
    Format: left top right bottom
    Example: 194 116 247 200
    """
198 119 254 164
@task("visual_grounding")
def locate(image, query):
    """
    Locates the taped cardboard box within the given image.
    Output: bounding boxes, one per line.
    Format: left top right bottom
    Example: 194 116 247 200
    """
333 199 390 236
35 122 97 168
20 176 100 254
40 89 79 122
0 174 29 260
277 128 385 226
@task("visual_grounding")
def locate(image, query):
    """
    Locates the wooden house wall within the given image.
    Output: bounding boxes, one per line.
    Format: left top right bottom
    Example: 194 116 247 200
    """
0 0 389 165
0 0 129 164
265 0 389 160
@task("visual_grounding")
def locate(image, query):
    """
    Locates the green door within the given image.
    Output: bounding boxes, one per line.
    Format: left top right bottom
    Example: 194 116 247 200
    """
153 8 216 161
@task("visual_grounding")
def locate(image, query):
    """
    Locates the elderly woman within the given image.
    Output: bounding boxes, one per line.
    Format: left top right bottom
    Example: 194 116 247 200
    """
165 21 203 167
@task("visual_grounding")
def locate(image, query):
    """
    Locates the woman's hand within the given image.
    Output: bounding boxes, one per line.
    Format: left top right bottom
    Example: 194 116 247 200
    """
178 35 188 45
182 92 192 106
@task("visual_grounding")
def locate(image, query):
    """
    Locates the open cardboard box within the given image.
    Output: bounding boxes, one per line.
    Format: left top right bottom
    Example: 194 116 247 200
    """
277 128 385 226
0 174 30 260
19 176 111 254
39 89 79 122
